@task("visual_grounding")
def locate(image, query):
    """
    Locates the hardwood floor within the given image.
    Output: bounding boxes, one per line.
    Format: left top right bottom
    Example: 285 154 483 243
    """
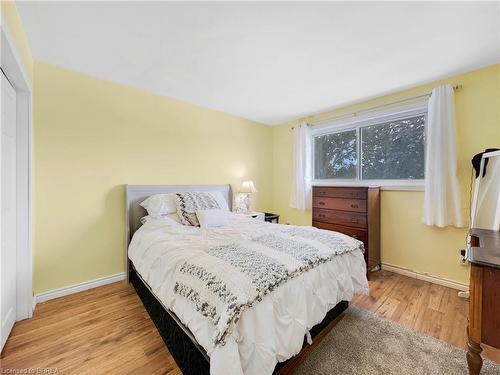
2 270 499 373
1 282 181 375
352 270 500 365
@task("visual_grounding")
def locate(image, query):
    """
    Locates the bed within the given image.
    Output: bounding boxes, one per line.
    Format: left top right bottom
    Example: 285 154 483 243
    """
126 184 368 375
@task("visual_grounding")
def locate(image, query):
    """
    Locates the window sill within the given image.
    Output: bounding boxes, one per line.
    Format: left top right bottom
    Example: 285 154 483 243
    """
312 180 425 192
379 185 424 192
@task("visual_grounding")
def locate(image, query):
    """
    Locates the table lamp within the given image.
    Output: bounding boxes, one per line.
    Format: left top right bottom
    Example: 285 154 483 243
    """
240 180 257 212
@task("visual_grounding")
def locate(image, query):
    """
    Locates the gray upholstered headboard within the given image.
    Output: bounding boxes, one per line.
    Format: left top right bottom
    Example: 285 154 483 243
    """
125 184 233 279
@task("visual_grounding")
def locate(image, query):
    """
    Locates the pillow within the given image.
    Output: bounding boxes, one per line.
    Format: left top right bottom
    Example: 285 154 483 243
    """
140 194 177 218
175 191 221 226
196 209 229 228
209 191 230 211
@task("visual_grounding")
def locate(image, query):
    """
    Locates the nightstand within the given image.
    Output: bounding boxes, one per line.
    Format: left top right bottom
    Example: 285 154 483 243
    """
264 212 280 223
236 211 265 221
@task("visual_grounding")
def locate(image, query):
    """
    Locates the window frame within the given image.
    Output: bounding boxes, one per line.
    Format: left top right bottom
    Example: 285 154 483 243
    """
311 102 428 191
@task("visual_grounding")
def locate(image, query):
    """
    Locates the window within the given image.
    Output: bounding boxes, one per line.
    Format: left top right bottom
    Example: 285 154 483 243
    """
314 130 357 179
312 107 426 187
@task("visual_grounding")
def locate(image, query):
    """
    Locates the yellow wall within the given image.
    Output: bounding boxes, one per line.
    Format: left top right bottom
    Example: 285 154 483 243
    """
1 0 34 82
7 0 499 292
33 62 273 294
273 64 500 285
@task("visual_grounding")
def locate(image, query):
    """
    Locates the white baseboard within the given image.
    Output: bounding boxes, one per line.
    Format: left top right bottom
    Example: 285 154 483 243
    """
381 263 468 291
34 272 126 307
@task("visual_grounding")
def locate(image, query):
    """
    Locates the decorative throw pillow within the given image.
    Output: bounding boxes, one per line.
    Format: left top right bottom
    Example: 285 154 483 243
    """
175 192 221 226
196 209 229 228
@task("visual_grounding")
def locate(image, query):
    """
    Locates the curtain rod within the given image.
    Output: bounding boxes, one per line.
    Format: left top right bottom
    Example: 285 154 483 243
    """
291 84 463 129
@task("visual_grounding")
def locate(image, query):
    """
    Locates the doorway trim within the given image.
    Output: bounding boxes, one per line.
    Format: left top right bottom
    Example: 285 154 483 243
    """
1 19 33 320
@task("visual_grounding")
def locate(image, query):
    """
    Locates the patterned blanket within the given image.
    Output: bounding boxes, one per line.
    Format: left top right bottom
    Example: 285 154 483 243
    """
173 226 364 346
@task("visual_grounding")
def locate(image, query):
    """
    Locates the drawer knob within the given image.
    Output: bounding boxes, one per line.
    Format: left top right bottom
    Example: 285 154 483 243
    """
352 234 358 239
319 202 325 206
351 218 358 223
351 204 358 208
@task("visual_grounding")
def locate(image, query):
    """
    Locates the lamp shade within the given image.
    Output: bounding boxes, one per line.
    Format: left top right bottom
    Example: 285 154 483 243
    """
240 180 257 194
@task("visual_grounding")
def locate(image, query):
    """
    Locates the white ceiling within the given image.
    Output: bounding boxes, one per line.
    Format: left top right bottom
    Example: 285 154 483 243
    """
17 1 500 125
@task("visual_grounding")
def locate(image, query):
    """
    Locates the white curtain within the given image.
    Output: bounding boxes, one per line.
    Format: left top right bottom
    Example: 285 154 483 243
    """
423 85 465 227
289 124 312 210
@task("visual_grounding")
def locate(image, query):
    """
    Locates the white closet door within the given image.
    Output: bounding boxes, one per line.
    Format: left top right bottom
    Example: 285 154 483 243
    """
1 71 17 350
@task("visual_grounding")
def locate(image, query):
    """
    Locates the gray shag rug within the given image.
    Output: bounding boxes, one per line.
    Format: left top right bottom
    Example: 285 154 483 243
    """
296 306 500 375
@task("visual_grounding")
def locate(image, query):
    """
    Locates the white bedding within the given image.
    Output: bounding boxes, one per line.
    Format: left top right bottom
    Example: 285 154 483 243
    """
128 214 369 375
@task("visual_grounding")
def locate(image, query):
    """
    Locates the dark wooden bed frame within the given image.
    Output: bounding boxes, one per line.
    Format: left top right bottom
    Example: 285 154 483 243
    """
126 184 349 374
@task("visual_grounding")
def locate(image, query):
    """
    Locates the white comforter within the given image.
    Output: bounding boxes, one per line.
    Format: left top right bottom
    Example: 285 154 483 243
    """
128 214 369 375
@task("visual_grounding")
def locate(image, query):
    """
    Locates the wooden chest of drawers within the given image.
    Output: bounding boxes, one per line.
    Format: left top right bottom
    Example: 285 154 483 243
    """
312 186 381 276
